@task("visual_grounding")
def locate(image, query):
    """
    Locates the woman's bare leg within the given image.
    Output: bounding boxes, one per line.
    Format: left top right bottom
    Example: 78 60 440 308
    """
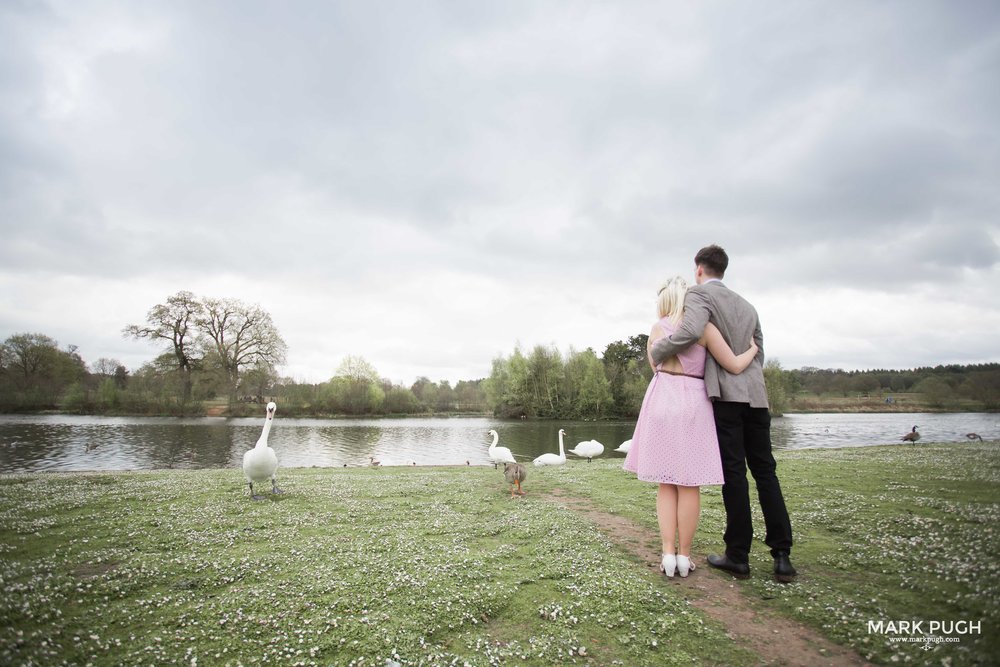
657 483 678 554
676 485 701 557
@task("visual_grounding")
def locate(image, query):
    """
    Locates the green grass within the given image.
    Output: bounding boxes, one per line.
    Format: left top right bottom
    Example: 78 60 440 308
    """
1 466 751 666
548 443 1000 665
1 443 998 665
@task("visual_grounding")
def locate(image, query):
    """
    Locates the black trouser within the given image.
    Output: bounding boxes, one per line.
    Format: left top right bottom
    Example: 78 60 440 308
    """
712 401 793 563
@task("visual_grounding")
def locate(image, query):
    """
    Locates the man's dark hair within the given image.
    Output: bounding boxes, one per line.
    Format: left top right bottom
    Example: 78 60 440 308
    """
694 244 729 278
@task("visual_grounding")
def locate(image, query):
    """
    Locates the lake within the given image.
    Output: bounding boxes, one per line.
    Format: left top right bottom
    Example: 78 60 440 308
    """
0 412 996 474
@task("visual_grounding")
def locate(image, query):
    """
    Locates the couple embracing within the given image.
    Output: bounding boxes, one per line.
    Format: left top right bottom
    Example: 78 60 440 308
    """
623 245 796 583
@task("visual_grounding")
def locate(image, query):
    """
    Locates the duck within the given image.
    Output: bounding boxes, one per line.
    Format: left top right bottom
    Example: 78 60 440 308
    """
504 462 527 497
242 402 283 500
614 439 632 454
568 439 605 462
965 432 984 442
487 429 516 468
533 429 567 466
901 426 920 444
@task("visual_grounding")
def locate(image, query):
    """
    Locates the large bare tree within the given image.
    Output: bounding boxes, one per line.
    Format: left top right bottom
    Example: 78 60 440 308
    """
198 297 287 406
123 291 203 403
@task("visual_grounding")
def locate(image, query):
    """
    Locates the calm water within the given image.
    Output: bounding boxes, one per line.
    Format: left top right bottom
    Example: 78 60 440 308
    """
0 413 996 474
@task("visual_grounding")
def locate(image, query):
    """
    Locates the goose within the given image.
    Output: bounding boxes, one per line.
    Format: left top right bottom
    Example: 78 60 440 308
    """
615 439 632 454
504 462 527 497
533 429 567 466
965 432 984 442
242 402 282 500
369 456 381 467
568 439 605 462
487 430 516 468
901 426 920 444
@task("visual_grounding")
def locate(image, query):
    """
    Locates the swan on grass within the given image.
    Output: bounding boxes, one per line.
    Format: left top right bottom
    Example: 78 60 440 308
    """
488 429 516 468
533 429 567 466
615 439 632 454
242 402 283 500
568 439 605 462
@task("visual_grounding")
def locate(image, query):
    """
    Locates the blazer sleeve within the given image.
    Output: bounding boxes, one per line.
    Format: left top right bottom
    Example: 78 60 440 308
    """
754 318 765 365
650 287 712 365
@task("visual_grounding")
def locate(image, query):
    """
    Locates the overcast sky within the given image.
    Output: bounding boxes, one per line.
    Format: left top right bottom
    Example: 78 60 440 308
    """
1 1 998 386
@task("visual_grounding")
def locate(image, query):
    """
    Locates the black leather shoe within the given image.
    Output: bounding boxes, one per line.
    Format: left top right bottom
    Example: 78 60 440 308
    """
773 553 797 583
707 554 750 579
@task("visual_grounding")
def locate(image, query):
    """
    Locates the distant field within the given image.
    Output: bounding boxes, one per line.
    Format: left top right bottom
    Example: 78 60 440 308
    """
786 391 987 413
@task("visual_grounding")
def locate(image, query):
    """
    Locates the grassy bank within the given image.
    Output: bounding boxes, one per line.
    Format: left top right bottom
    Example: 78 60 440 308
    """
2 443 998 666
784 392 991 414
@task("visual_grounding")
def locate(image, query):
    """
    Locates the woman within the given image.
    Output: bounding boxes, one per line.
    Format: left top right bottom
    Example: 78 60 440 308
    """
623 276 758 577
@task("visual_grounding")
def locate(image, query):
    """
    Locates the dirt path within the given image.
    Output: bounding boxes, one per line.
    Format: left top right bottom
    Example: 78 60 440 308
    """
544 488 872 667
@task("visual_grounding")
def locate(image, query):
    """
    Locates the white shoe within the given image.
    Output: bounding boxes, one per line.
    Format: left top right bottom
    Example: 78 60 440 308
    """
660 553 676 577
676 554 695 577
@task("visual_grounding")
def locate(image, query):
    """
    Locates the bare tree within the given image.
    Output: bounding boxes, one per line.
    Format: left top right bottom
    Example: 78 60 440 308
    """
91 357 123 377
123 291 203 403
198 298 287 406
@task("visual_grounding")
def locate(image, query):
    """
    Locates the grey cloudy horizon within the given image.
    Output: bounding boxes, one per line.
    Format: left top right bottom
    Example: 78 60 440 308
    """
1 1 998 386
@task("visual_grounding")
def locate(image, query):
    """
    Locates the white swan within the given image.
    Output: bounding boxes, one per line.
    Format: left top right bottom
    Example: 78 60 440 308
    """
242 402 283 500
568 439 605 462
533 429 568 466
615 439 632 454
487 429 516 468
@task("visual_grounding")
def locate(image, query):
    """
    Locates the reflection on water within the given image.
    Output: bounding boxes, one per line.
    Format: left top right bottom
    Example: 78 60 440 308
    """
0 412 996 473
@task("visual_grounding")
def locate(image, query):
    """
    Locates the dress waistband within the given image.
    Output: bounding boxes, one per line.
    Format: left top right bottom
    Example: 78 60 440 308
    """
656 369 704 380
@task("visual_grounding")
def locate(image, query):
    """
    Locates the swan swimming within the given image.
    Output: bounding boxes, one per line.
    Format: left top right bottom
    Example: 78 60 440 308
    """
533 429 567 466
615 439 632 454
242 402 283 500
487 429 516 468
568 439 604 462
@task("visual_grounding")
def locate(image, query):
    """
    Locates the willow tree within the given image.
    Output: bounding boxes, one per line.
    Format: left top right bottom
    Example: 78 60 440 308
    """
198 297 287 406
123 291 203 403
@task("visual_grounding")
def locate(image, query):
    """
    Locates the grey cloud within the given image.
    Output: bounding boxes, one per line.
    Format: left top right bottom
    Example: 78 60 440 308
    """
1 1 998 376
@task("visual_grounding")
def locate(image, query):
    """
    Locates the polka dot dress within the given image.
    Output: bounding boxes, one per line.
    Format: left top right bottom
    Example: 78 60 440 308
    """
623 317 725 486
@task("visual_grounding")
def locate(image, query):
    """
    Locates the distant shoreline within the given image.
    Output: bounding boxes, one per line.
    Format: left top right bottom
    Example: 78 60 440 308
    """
1 407 995 419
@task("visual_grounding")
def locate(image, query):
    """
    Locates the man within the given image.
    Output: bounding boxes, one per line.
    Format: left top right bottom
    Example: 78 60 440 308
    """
650 245 796 582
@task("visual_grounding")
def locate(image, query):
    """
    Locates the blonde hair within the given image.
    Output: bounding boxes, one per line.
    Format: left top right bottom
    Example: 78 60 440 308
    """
657 276 688 326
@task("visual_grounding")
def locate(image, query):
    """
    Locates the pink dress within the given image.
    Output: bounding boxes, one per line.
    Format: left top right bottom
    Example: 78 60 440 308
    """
623 317 725 486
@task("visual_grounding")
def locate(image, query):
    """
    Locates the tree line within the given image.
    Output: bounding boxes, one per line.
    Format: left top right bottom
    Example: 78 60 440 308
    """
1 290 998 416
483 336 652 419
0 291 490 417
778 363 1000 410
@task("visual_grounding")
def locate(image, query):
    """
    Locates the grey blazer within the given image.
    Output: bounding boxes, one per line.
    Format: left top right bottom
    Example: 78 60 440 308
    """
650 280 769 408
